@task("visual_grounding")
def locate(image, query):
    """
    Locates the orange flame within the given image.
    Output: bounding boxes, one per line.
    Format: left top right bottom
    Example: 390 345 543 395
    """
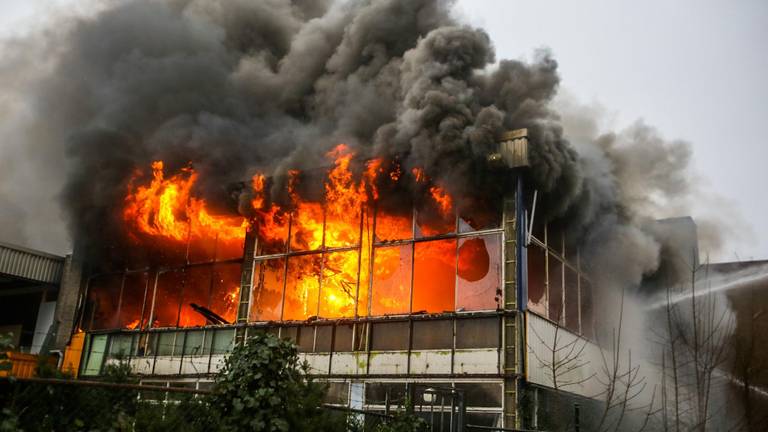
124 161 247 243
123 145 459 324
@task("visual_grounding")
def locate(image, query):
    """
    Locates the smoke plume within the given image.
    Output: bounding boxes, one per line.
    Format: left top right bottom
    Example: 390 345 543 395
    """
0 0 713 290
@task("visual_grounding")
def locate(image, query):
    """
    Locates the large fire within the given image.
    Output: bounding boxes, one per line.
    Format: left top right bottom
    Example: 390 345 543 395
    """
118 143 495 328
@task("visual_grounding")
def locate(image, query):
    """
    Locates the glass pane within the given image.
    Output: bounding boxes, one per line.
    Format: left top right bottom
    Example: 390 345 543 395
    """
152 270 184 328
548 255 563 323
412 320 453 350
320 250 359 318
565 267 579 333
209 262 241 324
458 198 501 233
83 335 107 376
527 244 547 315
178 265 213 328
250 258 286 322
211 329 235 354
183 331 205 356
157 332 181 356
255 208 290 255
370 321 409 351
86 274 122 330
290 203 324 251
108 334 133 358
119 272 148 330
456 317 500 349
457 235 501 311
371 245 412 316
413 239 456 313
283 254 322 320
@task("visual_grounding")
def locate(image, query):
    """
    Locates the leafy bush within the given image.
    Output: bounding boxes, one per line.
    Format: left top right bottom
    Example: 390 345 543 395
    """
209 333 345 432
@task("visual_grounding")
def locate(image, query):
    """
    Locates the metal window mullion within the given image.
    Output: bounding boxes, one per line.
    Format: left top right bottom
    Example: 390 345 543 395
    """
148 272 161 330
279 215 293 321
353 207 365 319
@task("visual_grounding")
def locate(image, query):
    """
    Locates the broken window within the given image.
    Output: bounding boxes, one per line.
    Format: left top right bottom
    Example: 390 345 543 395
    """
412 239 456 314
374 205 413 242
458 198 502 233
527 243 547 316
290 203 325 251
85 274 123 330
320 250 360 318
415 205 455 238
353 322 368 351
187 233 217 264
456 317 500 349
152 270 184 328
178 265 213 327
208 262 242 324
371 245 412 316
325 206 362 248
457 235 501 311
255 209 290 255
564 266 580 333
412 320 453 350
119 272 149 330
250 258 286 322
547 222 564 256
283 254 322 320
547 255 563 324
370 321 409 351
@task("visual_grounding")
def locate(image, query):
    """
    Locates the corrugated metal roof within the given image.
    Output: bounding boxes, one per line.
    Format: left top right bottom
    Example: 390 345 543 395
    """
0 241 65 285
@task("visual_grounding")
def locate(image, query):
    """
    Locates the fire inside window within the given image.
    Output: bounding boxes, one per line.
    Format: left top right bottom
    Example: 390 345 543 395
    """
82 145 503 331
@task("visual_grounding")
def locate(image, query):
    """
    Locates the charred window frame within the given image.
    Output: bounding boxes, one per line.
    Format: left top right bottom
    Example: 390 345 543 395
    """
248 200 503 322
526 221 593 338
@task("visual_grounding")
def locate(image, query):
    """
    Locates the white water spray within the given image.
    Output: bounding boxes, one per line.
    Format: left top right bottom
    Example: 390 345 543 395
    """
645 264 768 311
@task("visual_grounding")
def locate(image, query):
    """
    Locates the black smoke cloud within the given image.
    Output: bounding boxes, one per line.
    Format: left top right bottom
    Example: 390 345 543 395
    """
0 0 704 290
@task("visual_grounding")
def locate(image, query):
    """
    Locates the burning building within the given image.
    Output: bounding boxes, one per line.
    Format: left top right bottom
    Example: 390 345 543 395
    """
72 128 603 429
9 0 738 429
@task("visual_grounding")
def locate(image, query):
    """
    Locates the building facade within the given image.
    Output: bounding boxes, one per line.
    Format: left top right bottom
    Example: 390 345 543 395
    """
75 130 599 429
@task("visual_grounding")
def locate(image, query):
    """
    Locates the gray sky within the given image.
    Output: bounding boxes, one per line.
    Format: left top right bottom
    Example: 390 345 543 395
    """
1 0 766 261
454 0 768 261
